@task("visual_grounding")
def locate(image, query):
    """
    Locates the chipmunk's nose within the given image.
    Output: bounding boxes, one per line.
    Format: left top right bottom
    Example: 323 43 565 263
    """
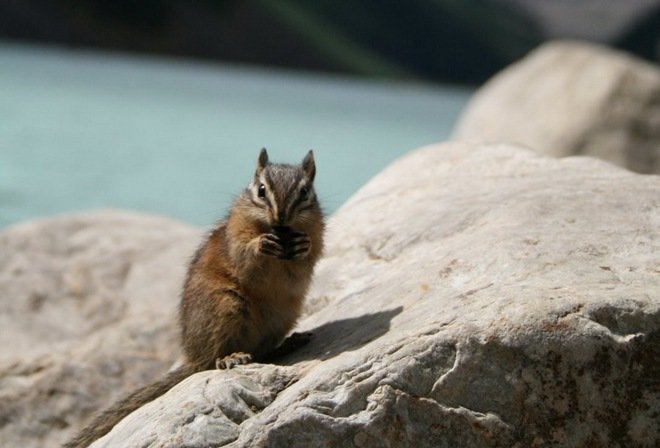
277 209 286 225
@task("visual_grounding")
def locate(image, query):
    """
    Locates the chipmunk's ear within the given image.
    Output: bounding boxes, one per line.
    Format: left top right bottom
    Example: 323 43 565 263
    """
302 150 315 182
256 148 269 174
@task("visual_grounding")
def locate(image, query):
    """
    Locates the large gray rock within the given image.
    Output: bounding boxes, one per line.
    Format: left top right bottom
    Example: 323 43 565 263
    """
454 41 660 174
0 211 200 448
82 142 658 447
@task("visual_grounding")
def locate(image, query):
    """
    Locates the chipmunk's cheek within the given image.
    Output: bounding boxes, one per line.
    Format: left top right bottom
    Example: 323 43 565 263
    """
251 209 272 228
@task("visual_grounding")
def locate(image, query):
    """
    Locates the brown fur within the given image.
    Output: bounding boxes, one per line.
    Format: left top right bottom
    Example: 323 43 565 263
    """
65 149 324 447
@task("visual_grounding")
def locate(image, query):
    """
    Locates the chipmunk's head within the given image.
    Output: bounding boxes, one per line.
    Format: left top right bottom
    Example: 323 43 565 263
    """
246 148 319 228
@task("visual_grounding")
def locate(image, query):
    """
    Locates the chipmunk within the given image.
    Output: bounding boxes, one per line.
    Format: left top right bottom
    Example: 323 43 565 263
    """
66 148 324 447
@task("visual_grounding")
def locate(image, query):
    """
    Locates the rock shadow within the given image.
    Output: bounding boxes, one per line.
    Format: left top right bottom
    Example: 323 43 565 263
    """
277 306 403 364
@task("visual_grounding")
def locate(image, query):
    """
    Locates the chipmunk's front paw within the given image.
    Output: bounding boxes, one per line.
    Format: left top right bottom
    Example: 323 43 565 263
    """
288 231 311 260
258 233 284 258
215 352 252 370
268 227 311 260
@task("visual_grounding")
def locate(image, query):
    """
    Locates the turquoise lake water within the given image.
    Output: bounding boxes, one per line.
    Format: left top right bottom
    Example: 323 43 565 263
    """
0 43 472 229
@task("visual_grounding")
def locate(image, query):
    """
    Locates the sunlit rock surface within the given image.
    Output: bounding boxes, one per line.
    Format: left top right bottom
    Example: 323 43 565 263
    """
2 142 658 447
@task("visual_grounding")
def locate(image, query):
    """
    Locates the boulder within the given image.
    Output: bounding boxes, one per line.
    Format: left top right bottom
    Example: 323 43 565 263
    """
0 211 200 448
453 41 660 174
74 142 657 447
0 143 660 448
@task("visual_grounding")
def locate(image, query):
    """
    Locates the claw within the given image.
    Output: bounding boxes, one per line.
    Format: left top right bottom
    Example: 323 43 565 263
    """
215 352 253 369
264 229 312 260
284 231 311 259
259 233 284 257
290 237 311 259
263 233 281 243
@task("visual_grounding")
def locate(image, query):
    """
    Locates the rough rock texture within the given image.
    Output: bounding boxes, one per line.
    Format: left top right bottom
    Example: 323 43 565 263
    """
84 142 660 447
0 143 660 448
453 41 660 174
0 211 200 448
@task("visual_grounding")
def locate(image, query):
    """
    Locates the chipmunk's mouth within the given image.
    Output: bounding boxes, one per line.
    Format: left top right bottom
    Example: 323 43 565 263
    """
271 226 296 260
272 225 294 243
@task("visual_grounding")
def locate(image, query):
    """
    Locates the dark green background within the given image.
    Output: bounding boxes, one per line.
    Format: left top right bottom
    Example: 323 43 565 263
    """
1 0 658 84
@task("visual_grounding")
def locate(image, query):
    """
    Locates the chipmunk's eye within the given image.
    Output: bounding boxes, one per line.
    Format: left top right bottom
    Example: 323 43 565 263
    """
299 186 309 200
258 184 266 198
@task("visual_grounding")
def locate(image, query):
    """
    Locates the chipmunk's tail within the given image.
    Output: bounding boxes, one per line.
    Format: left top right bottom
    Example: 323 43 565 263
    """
64 363 198 448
